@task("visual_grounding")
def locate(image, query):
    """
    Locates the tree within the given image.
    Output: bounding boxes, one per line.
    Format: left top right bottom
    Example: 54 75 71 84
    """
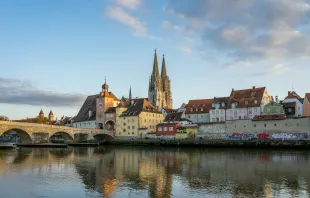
0 116 9 121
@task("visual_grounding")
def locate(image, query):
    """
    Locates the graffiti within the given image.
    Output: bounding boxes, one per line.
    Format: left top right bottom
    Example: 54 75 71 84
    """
226 133 256 140
256 133 270 140
271 133 309 140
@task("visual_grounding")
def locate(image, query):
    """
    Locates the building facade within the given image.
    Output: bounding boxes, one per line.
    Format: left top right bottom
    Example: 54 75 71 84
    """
148 50 173 110
226 86 272 120
73 80 121 129
281 91 304 117
303 93 310 116
116 98 164 138
185 99 213 123
209 97 229 122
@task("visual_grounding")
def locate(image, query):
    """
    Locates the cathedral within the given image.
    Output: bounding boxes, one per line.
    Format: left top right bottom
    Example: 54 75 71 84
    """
148 49 173 110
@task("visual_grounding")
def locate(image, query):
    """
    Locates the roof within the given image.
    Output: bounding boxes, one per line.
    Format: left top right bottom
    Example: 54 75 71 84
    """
228 86 266 108
164 112 190 122
39 110 44 114
212 97 229 109
163 108 178 114
49 110 53 115
120 98 162 117
185 99 213 114
285 91 303 103
157 123 177 127
105 107 116 113
74 94 98 122
100 91 120 101
252 114 286 121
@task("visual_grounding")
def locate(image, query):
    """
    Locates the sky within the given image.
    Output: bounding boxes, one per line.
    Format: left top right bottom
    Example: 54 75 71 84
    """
1 0 310 120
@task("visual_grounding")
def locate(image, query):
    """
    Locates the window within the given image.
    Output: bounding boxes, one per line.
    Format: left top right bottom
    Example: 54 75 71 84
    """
245 100 248 104
201 108 203 111
132 119 134 122
212 118 215 122
123 129 126 132
244 116 247 119
230 117 233 120
145 119 146 122
239 116 241 120
119 132 121 135
190 108 193 112
297 123 299 127
264 124 267 127
128 126 130 129
216 110 219 115
254 124 256 127
274 124 277 127
201 115 203 118
231 103 236 108
132 126 135 129
249 109 252 114
230 110 233 114
123 123 126 126
235 125 236 128
188 115 191 119
254 108 257 113
254 100 258 104
288 108 292 113
169 127 173 131
244 125 246 128
196 108 198 112
164 127 168 131
132 132 134 135
128 132 130 135
222 102 225 107
158 127 162 131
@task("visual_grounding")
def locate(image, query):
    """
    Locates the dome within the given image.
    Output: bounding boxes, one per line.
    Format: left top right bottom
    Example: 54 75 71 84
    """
102 83 109 90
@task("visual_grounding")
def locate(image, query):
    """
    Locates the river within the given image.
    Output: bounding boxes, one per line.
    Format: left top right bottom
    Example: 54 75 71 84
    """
0 146 310 198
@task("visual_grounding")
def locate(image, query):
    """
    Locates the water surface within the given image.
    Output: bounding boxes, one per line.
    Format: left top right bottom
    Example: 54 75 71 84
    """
0 146 310 198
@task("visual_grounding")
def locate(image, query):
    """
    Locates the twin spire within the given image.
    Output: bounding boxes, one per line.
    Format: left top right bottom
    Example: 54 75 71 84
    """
152 49 167 78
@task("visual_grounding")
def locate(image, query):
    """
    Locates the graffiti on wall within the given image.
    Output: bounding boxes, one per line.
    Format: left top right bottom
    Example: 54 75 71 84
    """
225 132 309 140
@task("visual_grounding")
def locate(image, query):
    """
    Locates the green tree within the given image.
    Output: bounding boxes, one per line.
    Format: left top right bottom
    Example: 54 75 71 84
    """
0 116 9 121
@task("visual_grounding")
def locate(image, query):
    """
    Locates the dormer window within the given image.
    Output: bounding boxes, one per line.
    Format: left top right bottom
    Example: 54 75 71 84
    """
221 102 225 107
196 108 198 112
212 103 215 108
190 108 193 112
201 108 203 111
245 100 248 105
231 103 236 108
254 100 258 104
216 104 220 109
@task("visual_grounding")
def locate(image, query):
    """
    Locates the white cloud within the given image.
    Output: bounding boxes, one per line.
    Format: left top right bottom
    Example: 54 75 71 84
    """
105 6 148 35
164 0 310 67
112 0 143 10
252 64 290 77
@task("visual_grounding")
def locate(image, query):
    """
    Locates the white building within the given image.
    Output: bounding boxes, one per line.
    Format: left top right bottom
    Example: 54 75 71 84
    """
184 99 213 123
209 97 229 122
281 91 304 117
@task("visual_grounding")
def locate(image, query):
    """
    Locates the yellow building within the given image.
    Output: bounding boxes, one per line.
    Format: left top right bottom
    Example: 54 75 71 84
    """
116 98 164 137
176 125 198 139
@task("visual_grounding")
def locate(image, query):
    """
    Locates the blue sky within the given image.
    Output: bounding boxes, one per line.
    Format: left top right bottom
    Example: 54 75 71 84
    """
1 0 310 120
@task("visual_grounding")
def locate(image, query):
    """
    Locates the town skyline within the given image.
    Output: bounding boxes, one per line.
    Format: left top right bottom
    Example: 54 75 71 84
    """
1 0 310 120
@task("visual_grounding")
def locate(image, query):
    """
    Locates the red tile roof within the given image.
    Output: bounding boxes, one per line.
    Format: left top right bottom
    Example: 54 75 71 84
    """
252 114 286 121
228 86 266 108
212 97 229 109
185 99 213 114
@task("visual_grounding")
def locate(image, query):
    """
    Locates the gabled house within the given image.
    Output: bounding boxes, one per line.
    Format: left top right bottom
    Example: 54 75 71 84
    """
226 86 272 120
210 97 229 122
302 93 310 116
281 91 304 117
184 99 213 123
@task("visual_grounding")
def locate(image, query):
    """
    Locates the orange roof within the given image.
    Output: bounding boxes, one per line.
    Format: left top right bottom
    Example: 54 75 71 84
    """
39 109 44 114
185 99 213 114
228 86 266 108
100 91 120 101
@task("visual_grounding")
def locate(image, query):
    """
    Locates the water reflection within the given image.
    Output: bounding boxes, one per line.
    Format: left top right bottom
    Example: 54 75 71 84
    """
0 147 310 198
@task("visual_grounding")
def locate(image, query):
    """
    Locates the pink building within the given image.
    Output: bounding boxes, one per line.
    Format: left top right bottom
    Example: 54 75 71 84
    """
226 86 272 120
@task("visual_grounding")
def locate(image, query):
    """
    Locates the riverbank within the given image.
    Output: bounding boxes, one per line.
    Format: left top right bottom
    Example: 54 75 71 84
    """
107 139 310 149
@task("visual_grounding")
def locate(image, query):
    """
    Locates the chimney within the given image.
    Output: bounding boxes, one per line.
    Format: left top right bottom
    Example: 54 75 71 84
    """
275 96 279 103
89 110 92 118
252 86 255 91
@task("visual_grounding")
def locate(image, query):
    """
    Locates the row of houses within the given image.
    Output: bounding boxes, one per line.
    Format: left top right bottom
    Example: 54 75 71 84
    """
70 80 310 139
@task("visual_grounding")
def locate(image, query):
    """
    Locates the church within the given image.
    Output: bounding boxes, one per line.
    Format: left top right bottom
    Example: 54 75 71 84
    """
148 50 173 110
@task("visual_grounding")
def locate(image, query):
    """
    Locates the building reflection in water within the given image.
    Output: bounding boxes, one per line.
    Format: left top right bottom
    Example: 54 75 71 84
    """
1 147 310 197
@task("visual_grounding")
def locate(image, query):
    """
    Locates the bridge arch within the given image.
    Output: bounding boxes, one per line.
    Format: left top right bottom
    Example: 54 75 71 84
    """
49 131 74 142
0 128 32 143
93 134 114 142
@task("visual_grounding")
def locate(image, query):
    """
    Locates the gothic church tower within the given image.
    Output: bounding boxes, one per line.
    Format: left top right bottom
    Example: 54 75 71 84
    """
148 49 173 109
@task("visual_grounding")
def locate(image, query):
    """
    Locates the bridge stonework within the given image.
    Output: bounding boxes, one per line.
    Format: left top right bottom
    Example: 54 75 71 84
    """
0 121 115 143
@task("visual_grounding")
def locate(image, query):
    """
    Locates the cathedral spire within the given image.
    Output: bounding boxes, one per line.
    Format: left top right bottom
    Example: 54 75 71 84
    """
161 54 167 77
152 49 159 77
129 86 132 100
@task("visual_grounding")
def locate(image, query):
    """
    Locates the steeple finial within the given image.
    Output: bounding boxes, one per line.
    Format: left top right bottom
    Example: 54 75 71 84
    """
161 54 167 77
152 49 159 77
129 86 132 100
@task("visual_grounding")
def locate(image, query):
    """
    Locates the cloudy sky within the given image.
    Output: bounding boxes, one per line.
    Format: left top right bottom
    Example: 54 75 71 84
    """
1 0 310 120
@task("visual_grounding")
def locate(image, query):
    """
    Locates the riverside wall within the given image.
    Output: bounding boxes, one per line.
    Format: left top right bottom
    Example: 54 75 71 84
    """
197 117 310 141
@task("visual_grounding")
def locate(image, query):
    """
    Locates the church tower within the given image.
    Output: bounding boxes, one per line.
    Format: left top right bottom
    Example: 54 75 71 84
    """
48 110 54 121
148 49 172 109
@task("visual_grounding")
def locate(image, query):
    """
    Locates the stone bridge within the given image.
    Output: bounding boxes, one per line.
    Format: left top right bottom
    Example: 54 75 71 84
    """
0 121 115 143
